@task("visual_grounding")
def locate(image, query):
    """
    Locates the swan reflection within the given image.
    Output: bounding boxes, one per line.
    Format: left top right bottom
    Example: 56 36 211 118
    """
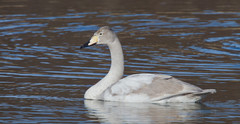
84 100 203 123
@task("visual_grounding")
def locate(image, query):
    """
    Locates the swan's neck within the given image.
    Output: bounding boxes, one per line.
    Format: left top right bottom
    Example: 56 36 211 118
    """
84 38 124 99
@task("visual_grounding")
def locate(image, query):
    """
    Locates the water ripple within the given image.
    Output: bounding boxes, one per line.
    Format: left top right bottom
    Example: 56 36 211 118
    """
1 2 240 123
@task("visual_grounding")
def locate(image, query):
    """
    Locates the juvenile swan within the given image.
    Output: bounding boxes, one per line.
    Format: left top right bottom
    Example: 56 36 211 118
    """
80 26 216 103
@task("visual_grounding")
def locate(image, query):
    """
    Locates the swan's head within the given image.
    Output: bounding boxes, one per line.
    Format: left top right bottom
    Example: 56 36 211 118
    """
80 26 116 49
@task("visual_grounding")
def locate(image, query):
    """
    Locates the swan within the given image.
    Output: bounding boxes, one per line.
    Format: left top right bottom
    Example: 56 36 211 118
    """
80 26 216 103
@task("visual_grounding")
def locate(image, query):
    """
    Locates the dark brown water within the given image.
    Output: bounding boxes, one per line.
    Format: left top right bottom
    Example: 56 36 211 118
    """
0 0 240 123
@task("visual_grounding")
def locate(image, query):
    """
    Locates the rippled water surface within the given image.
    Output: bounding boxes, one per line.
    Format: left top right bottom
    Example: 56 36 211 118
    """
0 0 240 123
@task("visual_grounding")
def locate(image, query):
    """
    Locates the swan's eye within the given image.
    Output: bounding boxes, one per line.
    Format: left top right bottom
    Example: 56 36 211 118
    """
99 32 103 36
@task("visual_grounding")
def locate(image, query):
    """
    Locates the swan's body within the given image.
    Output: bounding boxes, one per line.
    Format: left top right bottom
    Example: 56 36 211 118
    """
80 26 216 103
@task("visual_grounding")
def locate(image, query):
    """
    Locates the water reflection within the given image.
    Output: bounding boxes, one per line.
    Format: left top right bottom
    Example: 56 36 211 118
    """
85 100 203 123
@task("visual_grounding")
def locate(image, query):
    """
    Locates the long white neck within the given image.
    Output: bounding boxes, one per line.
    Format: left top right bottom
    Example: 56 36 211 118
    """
84 37 124 99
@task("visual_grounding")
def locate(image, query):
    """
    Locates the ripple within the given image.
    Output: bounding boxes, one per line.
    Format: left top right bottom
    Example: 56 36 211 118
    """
1 56 23 61
0 95 82 101
189 46 240 57
0 72 99 79
222 41 240 52
56 25 99 32
205 36 240 42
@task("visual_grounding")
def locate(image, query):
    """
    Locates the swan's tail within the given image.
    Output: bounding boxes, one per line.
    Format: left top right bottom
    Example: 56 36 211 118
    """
152 89 216 103
193 89 216 95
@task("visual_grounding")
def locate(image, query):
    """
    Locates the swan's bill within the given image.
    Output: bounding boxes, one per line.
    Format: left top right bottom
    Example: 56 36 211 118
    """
89 35 98 46
80 36 98 49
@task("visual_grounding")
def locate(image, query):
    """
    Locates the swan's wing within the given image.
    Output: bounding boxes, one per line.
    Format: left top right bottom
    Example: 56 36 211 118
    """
103 73 215 103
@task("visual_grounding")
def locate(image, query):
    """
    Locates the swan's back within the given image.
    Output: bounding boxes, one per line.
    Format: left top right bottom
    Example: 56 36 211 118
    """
103 74 216 103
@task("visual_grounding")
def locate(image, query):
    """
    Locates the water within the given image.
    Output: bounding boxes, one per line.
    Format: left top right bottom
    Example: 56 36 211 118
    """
0 0 240 123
